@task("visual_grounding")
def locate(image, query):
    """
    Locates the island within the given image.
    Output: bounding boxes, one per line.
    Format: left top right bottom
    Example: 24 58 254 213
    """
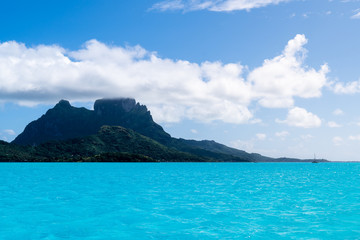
0 98 328 162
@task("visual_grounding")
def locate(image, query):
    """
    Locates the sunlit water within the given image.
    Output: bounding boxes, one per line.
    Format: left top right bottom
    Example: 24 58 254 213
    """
0 163 359 239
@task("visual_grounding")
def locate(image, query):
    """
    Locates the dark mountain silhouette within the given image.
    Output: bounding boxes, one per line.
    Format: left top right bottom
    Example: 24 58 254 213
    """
13 98 170 146
32 126 215 162
8 98 327 162
1 127 210 162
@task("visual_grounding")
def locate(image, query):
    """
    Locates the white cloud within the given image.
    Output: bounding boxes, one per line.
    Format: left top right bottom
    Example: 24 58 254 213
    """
150 0 185 11
3 129 16 135
275 131 289 138
351 9 360 19
333 108 344 116
333 136 343 146
332 79 360 94
256 133 267 140
190 129 198 134
0 40 253 124
0 35 328 124
327 121 342 128
248 34 329 108
277 107 322 128
151 0 291 12
352 12 360 18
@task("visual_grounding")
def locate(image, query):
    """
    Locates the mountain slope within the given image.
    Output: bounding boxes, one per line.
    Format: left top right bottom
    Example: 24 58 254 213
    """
2 126 251 162
33 125 214 162
171 138 254 161
13 98 170 146
0 140 40 161
12 98 265 161
11 98 326 162
13 100 95 145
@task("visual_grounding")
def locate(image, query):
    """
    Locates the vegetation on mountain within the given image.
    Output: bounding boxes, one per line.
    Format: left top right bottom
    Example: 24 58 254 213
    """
0 140 40 161
1 98 327 162
33 126 211 162
13 98 170 146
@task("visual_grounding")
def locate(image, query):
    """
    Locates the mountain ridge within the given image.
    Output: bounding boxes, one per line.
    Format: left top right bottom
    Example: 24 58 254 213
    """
13 98 171 146
8 98 327 162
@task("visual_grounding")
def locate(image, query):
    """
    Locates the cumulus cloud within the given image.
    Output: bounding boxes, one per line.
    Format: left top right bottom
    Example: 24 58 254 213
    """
0 40 253 124
0 34 328 124
151 0 291 12
332 79 360 94
276 107 322 128
248 34 329 108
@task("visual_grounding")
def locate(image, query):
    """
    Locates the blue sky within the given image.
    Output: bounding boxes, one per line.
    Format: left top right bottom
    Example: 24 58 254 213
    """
0 0 360 161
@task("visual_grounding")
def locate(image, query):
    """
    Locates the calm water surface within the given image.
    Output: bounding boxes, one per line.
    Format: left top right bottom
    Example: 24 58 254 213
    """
0 163 359 239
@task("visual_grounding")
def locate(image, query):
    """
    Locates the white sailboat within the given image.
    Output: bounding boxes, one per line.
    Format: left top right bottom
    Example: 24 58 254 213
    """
312 153 319 163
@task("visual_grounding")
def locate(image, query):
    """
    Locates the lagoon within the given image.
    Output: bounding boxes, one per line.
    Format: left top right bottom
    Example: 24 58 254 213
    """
0 163 359 239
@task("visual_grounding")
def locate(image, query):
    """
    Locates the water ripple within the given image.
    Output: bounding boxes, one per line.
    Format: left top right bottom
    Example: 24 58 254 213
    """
0 163 359 239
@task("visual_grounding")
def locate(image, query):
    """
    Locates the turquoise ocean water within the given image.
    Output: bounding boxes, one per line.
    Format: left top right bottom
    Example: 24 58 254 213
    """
0 163 359 239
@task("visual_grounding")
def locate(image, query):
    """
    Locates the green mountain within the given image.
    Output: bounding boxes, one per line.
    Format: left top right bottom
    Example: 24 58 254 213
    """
1 126 249 162
32 125 215 162
13 98 170 146
0 140 38 161
11 98 253 161
6 98 327 162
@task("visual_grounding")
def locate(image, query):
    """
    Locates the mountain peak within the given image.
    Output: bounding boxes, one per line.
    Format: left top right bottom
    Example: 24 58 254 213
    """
13 97 171 145
55 99 71 107
55 99 71 108
94 98 137 115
